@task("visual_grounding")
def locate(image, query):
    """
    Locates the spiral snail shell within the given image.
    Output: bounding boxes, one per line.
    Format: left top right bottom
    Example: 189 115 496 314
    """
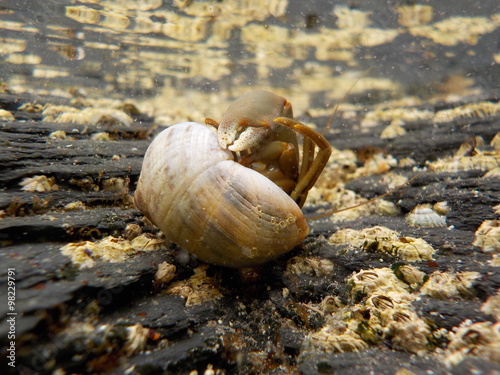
134 121 309 268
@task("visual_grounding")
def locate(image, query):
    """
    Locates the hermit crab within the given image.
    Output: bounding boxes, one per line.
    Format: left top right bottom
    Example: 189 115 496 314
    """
134 90 332 268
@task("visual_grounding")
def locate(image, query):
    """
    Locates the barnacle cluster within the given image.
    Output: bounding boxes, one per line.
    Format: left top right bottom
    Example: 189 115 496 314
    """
302 267 434 355
61 234 167 269
409 16 498 46
428 136 500 173
42 103 135 126
362 106 433 127
328 226 436 261
434 102 500 123
301 264 487 358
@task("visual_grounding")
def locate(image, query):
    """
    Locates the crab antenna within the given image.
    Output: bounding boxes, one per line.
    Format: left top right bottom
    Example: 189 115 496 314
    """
306 174 419 221
322 67 373 136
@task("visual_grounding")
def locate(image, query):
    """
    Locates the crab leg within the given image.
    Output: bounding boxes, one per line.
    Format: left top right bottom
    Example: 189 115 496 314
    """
274 117 332 208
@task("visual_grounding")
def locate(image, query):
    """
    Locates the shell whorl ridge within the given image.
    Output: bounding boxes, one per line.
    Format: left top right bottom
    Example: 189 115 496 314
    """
134 122 308 267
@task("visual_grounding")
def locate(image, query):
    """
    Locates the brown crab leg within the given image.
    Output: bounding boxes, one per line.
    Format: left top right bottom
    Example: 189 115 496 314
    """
204 118 220 128
274 117 332 208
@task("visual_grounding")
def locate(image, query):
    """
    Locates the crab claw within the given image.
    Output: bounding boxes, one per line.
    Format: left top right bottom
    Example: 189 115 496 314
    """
217 121 239 149
218 119 271 152
217 90 290 152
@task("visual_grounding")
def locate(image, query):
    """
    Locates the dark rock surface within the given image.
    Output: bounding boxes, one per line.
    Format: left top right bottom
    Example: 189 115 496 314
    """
1 91 499 374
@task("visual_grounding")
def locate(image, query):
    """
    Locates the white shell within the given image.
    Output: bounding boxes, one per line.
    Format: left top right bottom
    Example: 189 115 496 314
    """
405 204 447 228
134 122 308 268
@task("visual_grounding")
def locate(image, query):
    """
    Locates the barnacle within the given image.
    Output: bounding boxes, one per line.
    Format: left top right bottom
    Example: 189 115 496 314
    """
380 121 406 139
375 199 401 216
302 324 367 354
69 177 99 191
102 177 128 193
491 133 500 150
353 153 398 178
484 167 500 178
48 130 68 139
480 290 500 320
20 175 59 192
386 309 432 354
398 157 417 168
473 219 500 265
92 132 113 141
61 237 134 268
393 264 427 289
419 271 480 299
396 5 433 27
444 321 500 367
285 256 334 277
125 323 150 356
379 172 409 190
409 17 497 46
42 105 79 118
493 204 500 215
155 262 177 284
319 295 343 315
433 201 450 215
434 102 500 123
348 268 409 302
405 203 447 228
122 223 142 240
19 102 45 112
473 219 500 253
164 265 222 306
329 226 436 261
334 5 371 29
0 109 15 121
63 201 86 211
130 233 166 251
